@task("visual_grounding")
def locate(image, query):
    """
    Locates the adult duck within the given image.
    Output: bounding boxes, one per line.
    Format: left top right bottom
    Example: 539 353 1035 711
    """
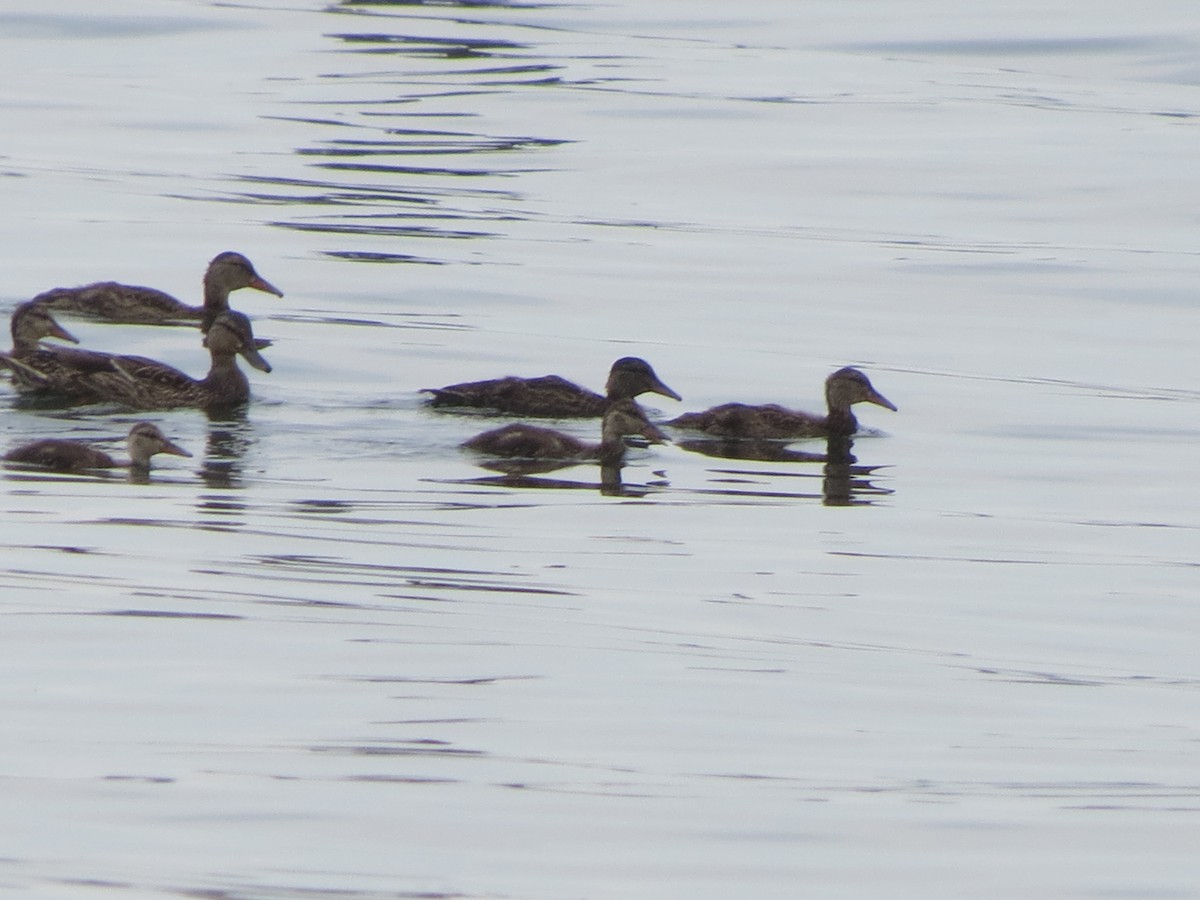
1 301 127 397
30 251 283 331
425 356 681 419
75 311 272 411
669 367 896 439
4 421 192 473
463 398 665 466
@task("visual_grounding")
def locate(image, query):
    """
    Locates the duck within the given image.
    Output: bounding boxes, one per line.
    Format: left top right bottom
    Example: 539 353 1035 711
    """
4 421 192 473
1 301 128 398
425 356 681 419
463 398 666 466
668 367 896 439
77 310 272 411
29 251 283 330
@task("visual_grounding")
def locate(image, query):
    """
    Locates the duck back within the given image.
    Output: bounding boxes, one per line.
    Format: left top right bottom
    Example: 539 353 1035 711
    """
462 422 592 459
32 282 199 325
670 403 833 439
4 439 116 471
427 375 607 417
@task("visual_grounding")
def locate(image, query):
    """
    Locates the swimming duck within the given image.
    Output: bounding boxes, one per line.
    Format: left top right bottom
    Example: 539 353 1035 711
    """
669 367 896 439
463 398 665 465
29 251 283 330
425 356 681 418
78 310 272 411
1 301 128 397
4 421 192 472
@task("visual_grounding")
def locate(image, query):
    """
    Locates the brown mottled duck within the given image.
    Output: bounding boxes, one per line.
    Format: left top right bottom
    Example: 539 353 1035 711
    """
4 422 192 472
463 398 666 465
30 251 283 330
669 367 896 439
77 311 272 411
1 301 129 398
426 356 681 418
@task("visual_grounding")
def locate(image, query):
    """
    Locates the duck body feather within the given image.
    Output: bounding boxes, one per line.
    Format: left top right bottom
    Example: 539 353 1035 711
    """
669 403 854 440
85 357 251 411
31 282 200 325
462 422 593 459
463 398 665 466
428 374 607 418
4 439 118 471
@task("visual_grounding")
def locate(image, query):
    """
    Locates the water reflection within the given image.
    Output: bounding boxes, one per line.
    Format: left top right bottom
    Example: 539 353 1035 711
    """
457 461 662 498
675 438 827 464
678 434 894 506
821 437 893 507
198 412 254 491
336 0 558 12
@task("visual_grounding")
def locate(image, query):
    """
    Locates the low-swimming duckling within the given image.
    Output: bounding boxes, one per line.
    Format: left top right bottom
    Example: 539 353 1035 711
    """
4 421 192 472
669 367 896 439
463 398 666 465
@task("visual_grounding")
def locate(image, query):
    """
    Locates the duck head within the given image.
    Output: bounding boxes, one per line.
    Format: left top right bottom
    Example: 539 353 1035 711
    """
12 301 79 346
125 421 193 468
204 311 273 373
605 357 681 403
825 367 897 414
204 252 284 299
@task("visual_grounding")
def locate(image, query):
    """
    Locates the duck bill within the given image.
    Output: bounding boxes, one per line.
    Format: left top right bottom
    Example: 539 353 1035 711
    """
161 440 194 459
239 345 273 373
50 321 80 344
867 388 898 412
249 275 284 298
649 378 682 403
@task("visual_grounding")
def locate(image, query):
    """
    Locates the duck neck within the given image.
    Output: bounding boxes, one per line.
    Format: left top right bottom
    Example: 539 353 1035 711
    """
596 438 627 467
11 317 35 352
203 352 249 401
201 278 231 332
824 407 858 436
126 451 153 470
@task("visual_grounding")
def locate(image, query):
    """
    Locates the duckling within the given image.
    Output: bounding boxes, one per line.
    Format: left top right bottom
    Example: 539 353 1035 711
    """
79 311 272 411
4 421 192 472
29 251 283 329
669 367 896 439
426 356 681 418
463 398 665 465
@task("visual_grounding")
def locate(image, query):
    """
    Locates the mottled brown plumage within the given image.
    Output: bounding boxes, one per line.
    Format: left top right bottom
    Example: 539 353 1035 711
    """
426 356 680 418
463 399 665 465
79 311 272 411
4 422 192 472
30 251 283 330
669 367 896 439
1 301 127 398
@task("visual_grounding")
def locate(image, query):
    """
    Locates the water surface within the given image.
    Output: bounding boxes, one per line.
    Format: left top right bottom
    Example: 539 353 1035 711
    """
1 1 1198 897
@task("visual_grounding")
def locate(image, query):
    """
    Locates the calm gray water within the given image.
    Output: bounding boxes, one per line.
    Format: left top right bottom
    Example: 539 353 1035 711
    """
2 1 1199 897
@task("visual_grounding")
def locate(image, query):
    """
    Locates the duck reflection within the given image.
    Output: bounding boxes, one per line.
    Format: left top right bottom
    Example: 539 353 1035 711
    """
460 462 662 498
677 432 893 507
198 411 254 491
674 438 826 464
820 436 892 507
